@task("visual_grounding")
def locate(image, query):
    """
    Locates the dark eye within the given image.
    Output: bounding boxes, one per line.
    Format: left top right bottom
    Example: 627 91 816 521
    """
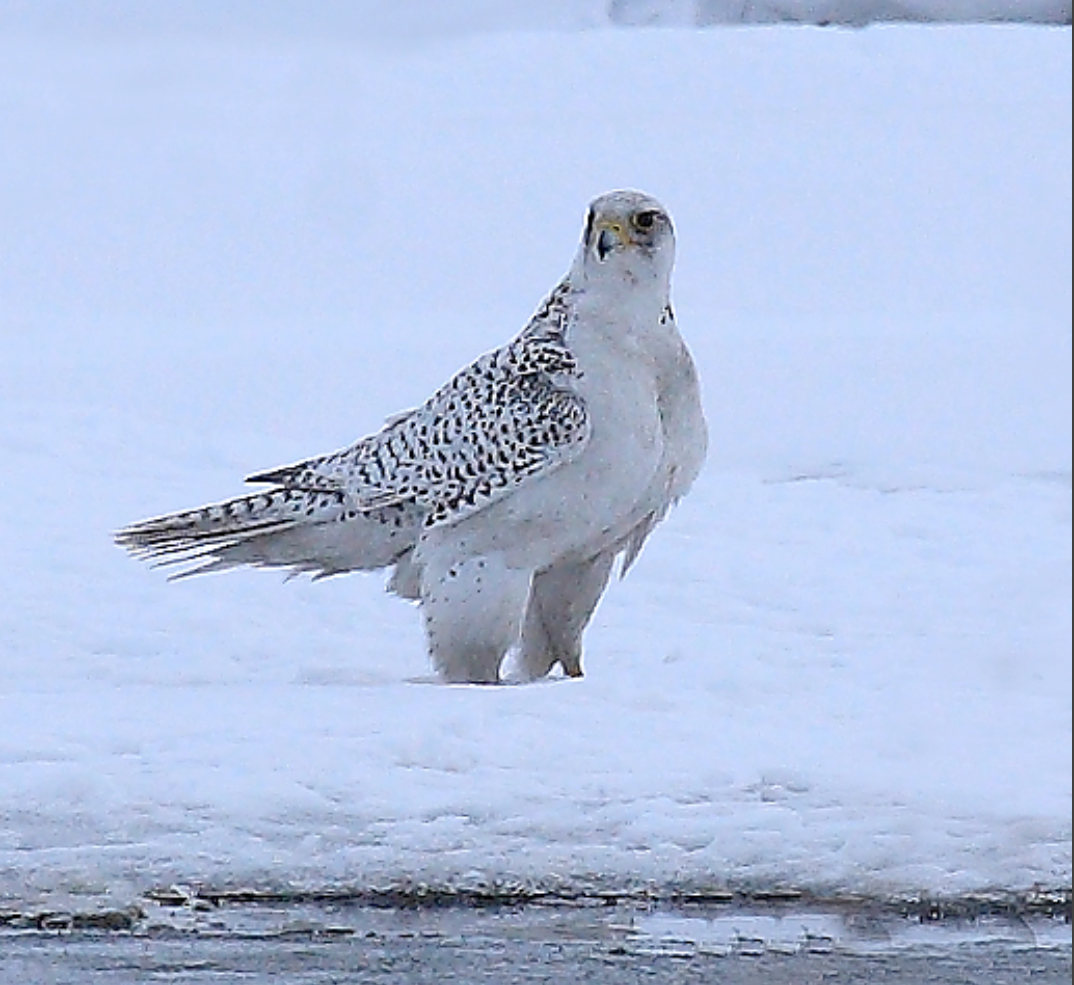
633 209 659 231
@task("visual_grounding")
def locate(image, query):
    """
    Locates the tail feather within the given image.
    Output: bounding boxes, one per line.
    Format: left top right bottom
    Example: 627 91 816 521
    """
116 487 424 580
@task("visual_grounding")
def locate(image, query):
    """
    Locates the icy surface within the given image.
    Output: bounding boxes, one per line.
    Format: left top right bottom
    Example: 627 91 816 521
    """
0 11 1069 910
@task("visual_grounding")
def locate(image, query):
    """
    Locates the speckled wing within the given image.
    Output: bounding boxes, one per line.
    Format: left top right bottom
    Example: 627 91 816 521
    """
247 334 590 529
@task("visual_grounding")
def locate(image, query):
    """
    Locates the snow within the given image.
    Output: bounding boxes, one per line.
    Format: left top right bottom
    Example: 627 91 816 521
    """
0 7 1070 915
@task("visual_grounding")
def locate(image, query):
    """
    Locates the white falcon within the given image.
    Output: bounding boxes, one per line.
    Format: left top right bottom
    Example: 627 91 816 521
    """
117 190 708 683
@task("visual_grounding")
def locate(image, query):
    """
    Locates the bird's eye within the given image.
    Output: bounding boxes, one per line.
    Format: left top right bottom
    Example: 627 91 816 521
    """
633 209 659 231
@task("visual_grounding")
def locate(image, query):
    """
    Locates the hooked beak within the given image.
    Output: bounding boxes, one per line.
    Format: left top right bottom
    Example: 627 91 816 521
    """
594 221 628 261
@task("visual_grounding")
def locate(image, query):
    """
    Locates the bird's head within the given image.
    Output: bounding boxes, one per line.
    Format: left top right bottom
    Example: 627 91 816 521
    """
571 190 676 294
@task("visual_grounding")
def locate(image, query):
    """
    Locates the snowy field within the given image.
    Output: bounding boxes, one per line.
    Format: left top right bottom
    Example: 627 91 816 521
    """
0 6 1070 917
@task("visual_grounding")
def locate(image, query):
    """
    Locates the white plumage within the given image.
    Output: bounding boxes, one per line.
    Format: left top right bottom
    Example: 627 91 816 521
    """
117 190 707 683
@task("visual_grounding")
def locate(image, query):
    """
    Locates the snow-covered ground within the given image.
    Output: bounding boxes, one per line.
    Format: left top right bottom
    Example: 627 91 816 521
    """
0 7 1069 916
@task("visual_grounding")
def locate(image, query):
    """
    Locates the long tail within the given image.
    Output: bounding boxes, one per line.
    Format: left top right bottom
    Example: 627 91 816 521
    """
115 487 423 580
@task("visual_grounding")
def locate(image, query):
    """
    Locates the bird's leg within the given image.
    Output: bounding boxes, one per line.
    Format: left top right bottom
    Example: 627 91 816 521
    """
518 550 615 680
420 555 532 684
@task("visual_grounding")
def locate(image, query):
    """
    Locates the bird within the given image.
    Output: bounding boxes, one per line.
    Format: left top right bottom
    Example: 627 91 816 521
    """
116 190 708 684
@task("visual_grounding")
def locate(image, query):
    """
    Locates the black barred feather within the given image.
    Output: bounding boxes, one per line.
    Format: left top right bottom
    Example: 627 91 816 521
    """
117 280 589 581
115 488 424 580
